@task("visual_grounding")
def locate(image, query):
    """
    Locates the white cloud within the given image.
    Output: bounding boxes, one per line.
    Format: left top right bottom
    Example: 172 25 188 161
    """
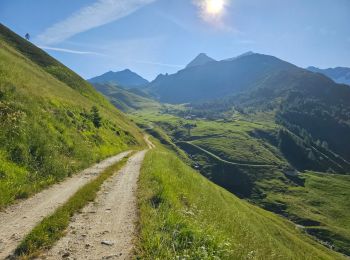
39 46 104 55
36 0 156 45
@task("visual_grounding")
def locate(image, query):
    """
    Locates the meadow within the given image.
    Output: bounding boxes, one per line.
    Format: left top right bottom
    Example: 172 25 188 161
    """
264 172 350 255
0 26 144 208
136 141 343 259
133 108 350 255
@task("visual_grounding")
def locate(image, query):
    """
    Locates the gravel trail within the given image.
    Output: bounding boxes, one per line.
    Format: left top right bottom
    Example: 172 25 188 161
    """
42 150 147 260
0 151 131 259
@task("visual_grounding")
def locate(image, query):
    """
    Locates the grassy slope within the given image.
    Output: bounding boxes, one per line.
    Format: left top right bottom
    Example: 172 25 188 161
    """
133 110 350 255
93 83 160 113
0 24 144 208
190 119 286 166
137 143 343 259
265 172 350 255
132 110 287 165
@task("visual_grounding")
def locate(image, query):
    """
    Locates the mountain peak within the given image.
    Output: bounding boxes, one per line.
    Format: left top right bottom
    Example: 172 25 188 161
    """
186 53 216 68
89 69 149 88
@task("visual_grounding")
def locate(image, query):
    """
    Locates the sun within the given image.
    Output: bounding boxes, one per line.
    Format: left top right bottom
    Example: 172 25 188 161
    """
206 0 225 15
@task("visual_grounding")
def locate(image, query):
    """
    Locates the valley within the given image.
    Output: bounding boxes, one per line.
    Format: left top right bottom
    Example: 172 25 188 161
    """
129 105 350 256
1 16 350 260
122 101 350 258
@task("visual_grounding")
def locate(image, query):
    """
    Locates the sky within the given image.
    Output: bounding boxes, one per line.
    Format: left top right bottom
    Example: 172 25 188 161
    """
1 0 349 80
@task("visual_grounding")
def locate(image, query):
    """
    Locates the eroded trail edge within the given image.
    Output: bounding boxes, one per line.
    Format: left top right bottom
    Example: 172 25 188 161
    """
43 150 147 260
0 151 131 259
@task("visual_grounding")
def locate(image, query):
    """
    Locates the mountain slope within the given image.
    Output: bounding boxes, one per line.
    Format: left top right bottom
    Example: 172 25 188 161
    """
0 23 144 208
88 69 149 88
307 66 350 85
137 142 344 259
93 83 160 112
133 103 350 255
147 52 350 162
148 53 350 105
147 53 297 103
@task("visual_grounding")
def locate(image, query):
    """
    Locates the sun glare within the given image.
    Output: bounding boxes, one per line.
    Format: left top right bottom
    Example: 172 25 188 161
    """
206 0 225 15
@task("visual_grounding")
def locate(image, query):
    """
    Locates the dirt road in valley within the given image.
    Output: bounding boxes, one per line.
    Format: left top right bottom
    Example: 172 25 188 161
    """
144 135 155 149
42 150 147 260
0 151 131 259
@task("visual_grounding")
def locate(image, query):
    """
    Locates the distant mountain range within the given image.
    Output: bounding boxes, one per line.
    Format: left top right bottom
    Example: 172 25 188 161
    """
92 53 350 161
150 52 350 162
88 69 149 88
307 66 350 85
147 52 345 104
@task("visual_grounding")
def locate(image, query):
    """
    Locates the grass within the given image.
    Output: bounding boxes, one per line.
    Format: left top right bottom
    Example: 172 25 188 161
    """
136 142 344 259
0 25 144 208
264 172 350 255
189 120 286 166
14 154 130 259
93 83 161 113
133 109 350 256
132 110 287 166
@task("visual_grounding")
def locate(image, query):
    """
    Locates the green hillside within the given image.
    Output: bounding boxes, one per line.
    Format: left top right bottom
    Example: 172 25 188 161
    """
92 83 160 113
137 142 344 259
132 109 350 255
0 24 144 208
265 171 350 255
146 51 350 164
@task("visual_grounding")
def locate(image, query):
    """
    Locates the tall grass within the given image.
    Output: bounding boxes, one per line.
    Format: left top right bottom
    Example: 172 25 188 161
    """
136 143 344 259
0 28 144 208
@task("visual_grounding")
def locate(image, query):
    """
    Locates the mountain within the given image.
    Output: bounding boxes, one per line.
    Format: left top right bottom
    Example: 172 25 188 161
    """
0 23 144 208
185 53 216 68
147 52 350 162
88 69 149 88
148 53 350 105
92 83 160 112
307 66 350 85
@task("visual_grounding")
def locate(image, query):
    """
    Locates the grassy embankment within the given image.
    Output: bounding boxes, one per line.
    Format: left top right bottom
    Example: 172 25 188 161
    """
0 24 144 208
14 155 131 259
136 142 344 259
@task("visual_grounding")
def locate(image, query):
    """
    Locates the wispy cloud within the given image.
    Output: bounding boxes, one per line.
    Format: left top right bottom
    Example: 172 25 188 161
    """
39 46 104 55
36 0 156 45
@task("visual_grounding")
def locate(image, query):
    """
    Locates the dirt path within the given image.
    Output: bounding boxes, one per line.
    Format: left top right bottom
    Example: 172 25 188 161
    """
144 135 155 149
177 141 277 168
0 151 131 259
42 150 147 260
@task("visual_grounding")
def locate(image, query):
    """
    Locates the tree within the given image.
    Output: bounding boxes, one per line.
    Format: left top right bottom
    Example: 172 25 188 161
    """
90 106 102 128
25 33 30 41
183 123 197 137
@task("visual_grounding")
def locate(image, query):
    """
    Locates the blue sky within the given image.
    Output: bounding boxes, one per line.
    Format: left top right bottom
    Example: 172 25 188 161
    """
1 0 349 80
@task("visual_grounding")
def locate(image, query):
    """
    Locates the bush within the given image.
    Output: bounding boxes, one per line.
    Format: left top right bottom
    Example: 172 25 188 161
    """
91 106 102 128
